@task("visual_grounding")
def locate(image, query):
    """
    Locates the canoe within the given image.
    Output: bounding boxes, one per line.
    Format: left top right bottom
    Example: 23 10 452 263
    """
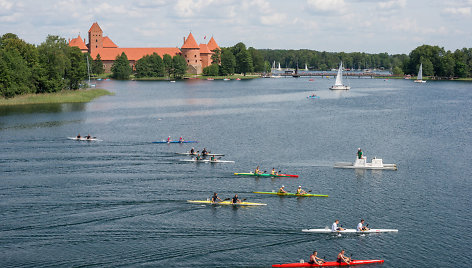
253 191 328 197
68 137 101 141
272 259 384 267
175 152 225 156
152 140 198 143
234 173 299 178
302 228 398 233
210 160 235 163
179 159 210 163
307 96 320 99
187 200 266 206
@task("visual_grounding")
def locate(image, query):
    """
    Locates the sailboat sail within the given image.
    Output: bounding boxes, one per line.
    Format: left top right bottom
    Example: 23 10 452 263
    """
417 63 423 80
334 62 343 86
277 62 281 71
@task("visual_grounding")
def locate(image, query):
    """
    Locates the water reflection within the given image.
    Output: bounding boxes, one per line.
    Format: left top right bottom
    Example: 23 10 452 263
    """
0 102 86 116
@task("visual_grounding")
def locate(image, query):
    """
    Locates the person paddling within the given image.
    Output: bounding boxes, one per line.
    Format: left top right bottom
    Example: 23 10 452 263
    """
270 168 277 175
76 133 81 139
357 219 370 231
296 186 307 195
211 192 223 203
210 155 216 161
254 166 261 174
337 249 351 264
278 185 287 193
202 148 208 156
190 147 195 154
179 136 184 143
231 194 241 204
332 219 345 231
167 136 171 143
308 251 325 265
86 134 91 140
196 154 201 161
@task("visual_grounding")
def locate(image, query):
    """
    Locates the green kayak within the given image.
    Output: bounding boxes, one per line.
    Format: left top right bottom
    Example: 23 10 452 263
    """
253 191 328 197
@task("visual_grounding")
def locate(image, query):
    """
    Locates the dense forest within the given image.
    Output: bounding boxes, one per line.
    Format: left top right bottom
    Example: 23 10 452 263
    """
1 32 472 99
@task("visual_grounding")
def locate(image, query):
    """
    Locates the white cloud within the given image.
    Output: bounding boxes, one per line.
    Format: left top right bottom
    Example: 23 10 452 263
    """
378 0 406 9
306 0 346 13
260 13 287 25
443 7 471 16
174 0 216 18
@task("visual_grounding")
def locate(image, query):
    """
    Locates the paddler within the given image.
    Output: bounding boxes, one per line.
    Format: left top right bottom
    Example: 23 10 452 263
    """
179 136 184 142
167 136 171 142
357 219 370 231
202 148 208 156
190 147 195 154
231 194 241 204
76 133 81 138
270 168 277 175
296 186 307 195
86 134 91 140
332 219 345 231
357 148 363 159
196 154 201 161
210 155 216 161
337 249 351 264
278 185 287 193
254 166 261 174
308 251 325 265
211 192 223 203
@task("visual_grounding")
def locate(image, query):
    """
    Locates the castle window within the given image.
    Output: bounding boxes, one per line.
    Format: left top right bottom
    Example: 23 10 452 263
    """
194 55 196 57
96 45 97 48
187 60 189 63
96 39 97 42
195 60 197 63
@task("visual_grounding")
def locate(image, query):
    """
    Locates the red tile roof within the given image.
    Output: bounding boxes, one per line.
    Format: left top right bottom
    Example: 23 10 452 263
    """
103 36 118 48
207 36 220 51
89 22 102 33
181 33 199 49
69 35 87 50
91 47 181 61
199 44 211 54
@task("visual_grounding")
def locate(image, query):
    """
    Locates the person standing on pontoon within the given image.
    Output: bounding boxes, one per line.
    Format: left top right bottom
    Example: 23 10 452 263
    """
357 148 363 159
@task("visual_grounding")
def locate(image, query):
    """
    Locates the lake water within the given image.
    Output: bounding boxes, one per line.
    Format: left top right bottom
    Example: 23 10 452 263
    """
1 77 471 267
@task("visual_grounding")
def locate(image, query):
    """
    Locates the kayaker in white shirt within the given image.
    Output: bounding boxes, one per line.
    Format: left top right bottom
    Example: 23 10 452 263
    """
332 220 345 232
357 219 370 231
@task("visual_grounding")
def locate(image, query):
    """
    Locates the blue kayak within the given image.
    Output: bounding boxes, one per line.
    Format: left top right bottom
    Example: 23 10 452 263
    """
307 96 320 99
152 140 198 144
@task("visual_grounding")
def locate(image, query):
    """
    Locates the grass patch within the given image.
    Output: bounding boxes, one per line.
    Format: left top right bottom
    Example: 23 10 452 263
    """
0 89 114 106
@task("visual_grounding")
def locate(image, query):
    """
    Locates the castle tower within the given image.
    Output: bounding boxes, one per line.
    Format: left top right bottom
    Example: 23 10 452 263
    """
207 36 220 52
88 22 103 55
199 44 212 68
181 33 201 74
69 35 88 53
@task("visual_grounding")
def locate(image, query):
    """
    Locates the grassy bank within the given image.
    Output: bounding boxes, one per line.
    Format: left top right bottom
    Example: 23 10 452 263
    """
0 89 113 106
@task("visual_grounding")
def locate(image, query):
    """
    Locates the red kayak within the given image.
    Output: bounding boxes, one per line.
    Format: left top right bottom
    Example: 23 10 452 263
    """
272 259 384 267
279 173 299 178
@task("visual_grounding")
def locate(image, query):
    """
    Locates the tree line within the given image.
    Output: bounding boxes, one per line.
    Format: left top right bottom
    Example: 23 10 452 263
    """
0 33 87 98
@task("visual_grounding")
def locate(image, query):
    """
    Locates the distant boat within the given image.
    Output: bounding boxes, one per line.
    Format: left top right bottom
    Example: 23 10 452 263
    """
272 60 276 69
304 63 308 71
277 62 282 71
329 61 350 90
414 63 426 83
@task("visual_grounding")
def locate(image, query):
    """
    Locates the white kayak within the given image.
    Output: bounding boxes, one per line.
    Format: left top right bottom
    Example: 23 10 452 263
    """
210 160 235 163
175 152 225 156
179 159 210 163
302 228 398 233
334 157 397 170
68 137 101 141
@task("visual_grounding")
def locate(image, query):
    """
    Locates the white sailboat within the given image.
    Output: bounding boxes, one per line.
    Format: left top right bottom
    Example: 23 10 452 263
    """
277 62 282 71
304 63 308 71
414 63 426 83
272 60 276 69
330 61 350 90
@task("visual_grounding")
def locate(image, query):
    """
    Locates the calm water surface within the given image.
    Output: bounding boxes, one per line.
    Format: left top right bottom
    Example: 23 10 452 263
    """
1 77 471 267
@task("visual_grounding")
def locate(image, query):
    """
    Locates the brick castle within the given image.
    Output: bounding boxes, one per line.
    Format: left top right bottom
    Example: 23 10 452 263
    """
69 22 219 74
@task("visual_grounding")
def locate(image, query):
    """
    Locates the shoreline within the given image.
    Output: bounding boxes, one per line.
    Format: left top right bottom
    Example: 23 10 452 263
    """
0 89 114 106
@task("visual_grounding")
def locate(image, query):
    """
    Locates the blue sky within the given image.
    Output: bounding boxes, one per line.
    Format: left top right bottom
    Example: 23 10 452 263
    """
1 0 471 54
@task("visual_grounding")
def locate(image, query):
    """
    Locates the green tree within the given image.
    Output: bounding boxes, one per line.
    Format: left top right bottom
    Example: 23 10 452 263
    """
263 60 271 73
420 57 434 76
65 46 87 89
163 54 173 78
0 48 32 98
236 49 253 75
172 55 187 79
111 52 132 79
211 48 221 64
248 47 264 72
92 53 104 75
203 63 219 76
392 66 404 76
220 48 236 76
37 35 70 93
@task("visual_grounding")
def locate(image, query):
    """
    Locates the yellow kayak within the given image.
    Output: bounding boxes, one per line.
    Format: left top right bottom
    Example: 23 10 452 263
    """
187 200 267 206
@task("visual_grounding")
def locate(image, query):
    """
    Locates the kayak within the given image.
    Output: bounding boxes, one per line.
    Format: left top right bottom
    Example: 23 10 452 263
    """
234 173 299 178
272 259 384 267
175 152 225 156
152 140 198 143
210 160 235 163
307 96 320 99
302 228 398 233
68 137 101 141
253 191 328 197
187 200 266 206
179 159 209 163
